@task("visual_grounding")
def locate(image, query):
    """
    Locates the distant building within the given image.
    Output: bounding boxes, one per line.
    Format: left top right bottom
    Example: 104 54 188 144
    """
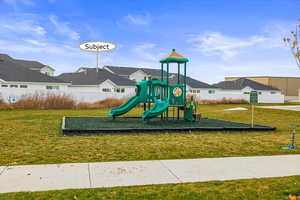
0 54 55 76
103 65 218 100
0 55 69 103
57 68 136 102
103 65 162 82
214 78 284 103
0 54 287 104
225 76 300 101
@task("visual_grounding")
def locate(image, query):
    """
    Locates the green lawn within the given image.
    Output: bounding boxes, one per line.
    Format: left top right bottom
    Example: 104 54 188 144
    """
1 176 299 200
1 104 300 199
0 104 299 166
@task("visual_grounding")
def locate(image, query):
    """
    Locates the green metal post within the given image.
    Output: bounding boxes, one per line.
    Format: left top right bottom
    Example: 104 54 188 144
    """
161 63 163 82
177 63 180 119
177 63 180 84
161 63 164 119
184 62 187 106
166 62 169 119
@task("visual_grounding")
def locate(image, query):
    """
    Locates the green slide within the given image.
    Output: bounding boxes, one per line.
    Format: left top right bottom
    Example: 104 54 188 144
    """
109 80 148 117
142 98 169 120
109 96 141 117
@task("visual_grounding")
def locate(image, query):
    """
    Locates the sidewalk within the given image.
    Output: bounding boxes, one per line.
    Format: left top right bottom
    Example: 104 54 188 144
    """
0 155 300 194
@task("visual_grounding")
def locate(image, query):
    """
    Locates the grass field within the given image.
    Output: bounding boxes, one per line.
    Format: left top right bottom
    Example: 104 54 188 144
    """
1 104 300 199
0 104 299 166
0 176 300 200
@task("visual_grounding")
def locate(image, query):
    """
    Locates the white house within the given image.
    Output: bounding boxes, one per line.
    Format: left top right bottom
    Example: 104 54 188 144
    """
104 65 162 82
0 54 55 76
57 68 136 102
0 56 69 103
0 54 286 104
213 78 284 103
104 66 219 100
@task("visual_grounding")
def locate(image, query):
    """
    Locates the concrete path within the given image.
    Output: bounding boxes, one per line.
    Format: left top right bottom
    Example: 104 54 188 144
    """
0 155 300 194
258 105 300 111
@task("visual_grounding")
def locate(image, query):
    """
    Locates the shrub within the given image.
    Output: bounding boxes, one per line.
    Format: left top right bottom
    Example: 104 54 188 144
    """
76 98 127 109
0 95 10 109
10 92 76 109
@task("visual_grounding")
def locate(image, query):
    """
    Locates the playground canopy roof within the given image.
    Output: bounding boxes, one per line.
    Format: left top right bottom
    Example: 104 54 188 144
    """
160 49 189 63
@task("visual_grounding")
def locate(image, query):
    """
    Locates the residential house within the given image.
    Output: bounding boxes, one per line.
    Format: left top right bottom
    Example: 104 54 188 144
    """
225 76 300 101
213 78 284 103
57 68 136 102
0 55 69 103
0 54 55 76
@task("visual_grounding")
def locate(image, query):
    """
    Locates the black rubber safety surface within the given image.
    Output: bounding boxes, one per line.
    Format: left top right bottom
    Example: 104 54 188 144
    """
62 117 276 135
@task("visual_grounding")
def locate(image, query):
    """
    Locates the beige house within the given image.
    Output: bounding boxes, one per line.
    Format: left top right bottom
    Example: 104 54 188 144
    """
225 76 300 101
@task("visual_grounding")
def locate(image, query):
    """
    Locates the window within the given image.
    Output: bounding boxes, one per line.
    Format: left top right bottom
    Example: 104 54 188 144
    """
46 86 59 90
192 90 197 93
10 85 18 88
258 92 262 95
197 90 200 93
270 91 277 94
121 88 125 93
1 85 8 88
208 90 215 94
20 85 28 88
189 89 192 93
102 88 111 92
243 92 250 94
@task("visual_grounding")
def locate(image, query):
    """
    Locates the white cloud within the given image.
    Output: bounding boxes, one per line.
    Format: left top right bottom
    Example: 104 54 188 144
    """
0 20 46 36
188 32 267 60
188 23 291 60
124 13 151 25
49 15 80 40
132 43 159 61
24 39 47 46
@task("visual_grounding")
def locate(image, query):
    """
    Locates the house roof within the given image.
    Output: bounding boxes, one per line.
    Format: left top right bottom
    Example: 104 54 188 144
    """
0 58 67 83
213 78 279 90
57 68 136 86
0 53 54 71
104 65 214 88
169 75 216 89
104 65 162 77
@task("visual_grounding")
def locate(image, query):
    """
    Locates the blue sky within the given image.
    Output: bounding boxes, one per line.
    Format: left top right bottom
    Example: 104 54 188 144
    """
0 0 300 83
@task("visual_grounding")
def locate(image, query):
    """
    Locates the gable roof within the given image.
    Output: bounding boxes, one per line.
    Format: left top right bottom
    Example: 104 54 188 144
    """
104 66 214 88
169 75 216 89
213 78 279 90
57 68 135 86
0 54 54 71
0 58 67 83
104 65 161 77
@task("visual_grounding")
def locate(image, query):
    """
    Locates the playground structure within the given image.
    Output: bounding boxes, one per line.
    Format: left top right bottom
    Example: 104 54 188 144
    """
109 49 196 122
62 49 276 134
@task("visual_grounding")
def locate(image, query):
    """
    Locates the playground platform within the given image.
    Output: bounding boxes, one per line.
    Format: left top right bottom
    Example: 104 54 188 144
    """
62 117 276 134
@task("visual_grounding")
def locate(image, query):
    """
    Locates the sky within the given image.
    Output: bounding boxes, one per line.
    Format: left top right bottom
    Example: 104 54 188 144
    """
0 0 300 83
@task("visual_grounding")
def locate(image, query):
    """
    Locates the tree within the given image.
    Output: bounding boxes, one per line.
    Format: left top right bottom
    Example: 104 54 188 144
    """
283 19 300 70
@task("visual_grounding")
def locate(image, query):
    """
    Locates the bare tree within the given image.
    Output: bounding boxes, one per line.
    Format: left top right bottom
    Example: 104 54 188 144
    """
283 20 300 69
